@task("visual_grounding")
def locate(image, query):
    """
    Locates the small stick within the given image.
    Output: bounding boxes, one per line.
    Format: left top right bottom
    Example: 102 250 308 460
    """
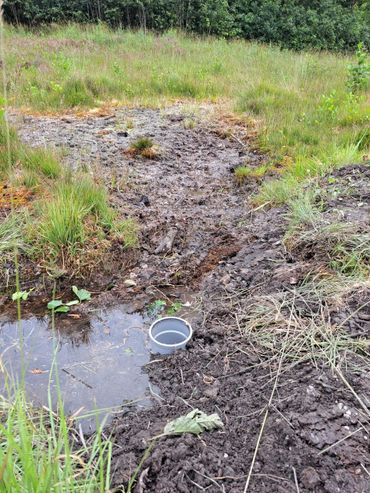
317 427 362 456
194 469 223 491
334 367 370 418
292 467 300 493
62 368 93 389
230 133 247 148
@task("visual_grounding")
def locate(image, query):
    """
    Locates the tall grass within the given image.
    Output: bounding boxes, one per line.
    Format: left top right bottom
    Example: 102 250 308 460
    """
0 391 112 492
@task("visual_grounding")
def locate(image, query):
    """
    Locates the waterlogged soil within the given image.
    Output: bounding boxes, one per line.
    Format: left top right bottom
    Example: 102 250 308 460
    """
4 107 370 492
8 104 262 299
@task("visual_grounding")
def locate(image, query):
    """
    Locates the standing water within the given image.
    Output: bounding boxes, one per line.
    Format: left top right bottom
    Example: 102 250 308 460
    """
0 306 157 430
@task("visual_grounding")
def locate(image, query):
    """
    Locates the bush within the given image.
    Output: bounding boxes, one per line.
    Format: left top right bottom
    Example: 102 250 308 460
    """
3 0 370 51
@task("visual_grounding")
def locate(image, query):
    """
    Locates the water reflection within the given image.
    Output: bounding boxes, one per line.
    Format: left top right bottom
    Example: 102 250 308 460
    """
0 306 156 431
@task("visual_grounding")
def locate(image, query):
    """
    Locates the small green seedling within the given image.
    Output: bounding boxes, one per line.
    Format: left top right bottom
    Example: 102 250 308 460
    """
12 289 33 302
72 286 91 302
47 287 91 314
47 299 79 313
167 301 183 315
147 299 166 318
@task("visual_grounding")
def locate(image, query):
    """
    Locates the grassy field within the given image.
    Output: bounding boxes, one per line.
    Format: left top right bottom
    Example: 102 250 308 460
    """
3 24 369 206
0 24 369 492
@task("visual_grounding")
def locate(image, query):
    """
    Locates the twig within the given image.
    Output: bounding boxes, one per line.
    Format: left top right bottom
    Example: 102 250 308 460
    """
61 368 93 389
317 427 362 456
148 382 164 402
334 367 370 418
360 463 370 478
185 474 207 490
194 470 223 491
230 132 247 148
249 202 271 213
292 467 300 493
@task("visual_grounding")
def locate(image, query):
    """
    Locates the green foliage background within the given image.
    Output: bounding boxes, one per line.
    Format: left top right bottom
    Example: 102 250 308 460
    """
3 0 370 51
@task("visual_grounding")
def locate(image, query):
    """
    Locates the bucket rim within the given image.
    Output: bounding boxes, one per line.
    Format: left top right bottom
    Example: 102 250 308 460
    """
149 316 193 349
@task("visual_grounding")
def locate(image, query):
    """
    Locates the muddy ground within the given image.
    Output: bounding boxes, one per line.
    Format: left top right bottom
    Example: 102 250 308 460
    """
7 105 263 301
6 107 370 492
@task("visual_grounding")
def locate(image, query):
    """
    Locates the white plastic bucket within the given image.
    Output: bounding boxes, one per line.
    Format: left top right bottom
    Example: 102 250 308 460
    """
149 317 193 354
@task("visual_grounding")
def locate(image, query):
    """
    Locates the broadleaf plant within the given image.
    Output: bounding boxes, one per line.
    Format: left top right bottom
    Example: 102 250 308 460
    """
12 289 33 301
72 286 91 302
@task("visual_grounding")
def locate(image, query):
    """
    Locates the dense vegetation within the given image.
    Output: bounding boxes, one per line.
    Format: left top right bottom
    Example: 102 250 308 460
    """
4 0 370 51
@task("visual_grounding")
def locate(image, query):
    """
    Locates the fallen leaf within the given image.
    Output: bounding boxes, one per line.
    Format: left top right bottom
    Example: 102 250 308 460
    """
30 368 48 375
124 279 137 287
163 409 223 436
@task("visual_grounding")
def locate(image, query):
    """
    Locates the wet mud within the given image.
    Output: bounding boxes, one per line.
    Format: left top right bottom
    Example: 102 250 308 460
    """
4 107 370 492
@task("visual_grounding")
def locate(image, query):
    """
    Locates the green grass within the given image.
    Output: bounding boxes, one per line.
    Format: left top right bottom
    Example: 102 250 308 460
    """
29 176 137 260
36 192 88 254
0 122 21 174
0 382 112 492
130 136 154 152
0 118 138 271
23 148 63 179
3 24 368 204
0 210 28 255
234 164 269 183
286 190 322 230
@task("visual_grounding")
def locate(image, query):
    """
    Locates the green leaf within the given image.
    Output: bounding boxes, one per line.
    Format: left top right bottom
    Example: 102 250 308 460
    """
47 300 64 310
12 289 33 301
66 300 80 306
72 286 91 302
163 409 223 436
147 299 166 317
55 305 70 313
166 301 183 315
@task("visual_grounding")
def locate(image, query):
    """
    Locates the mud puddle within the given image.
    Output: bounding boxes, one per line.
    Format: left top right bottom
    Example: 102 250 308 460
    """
0 306 157 431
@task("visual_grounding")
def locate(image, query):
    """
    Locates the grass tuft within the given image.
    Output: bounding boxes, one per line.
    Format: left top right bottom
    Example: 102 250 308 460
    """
234 164 269 183
23 147 63 179
0 390 112 493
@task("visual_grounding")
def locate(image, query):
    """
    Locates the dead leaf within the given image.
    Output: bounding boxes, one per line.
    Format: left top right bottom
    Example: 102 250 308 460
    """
30 368 48 375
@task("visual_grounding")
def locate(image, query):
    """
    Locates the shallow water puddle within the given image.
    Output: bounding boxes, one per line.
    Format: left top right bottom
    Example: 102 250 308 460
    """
0 306 156 430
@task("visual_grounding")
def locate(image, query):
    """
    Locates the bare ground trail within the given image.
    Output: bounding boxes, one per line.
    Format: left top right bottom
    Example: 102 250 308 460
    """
7 106 370 493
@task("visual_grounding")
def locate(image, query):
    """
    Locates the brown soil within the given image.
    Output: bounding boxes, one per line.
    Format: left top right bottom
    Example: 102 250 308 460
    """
4 106 370 492
107 164 369 493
